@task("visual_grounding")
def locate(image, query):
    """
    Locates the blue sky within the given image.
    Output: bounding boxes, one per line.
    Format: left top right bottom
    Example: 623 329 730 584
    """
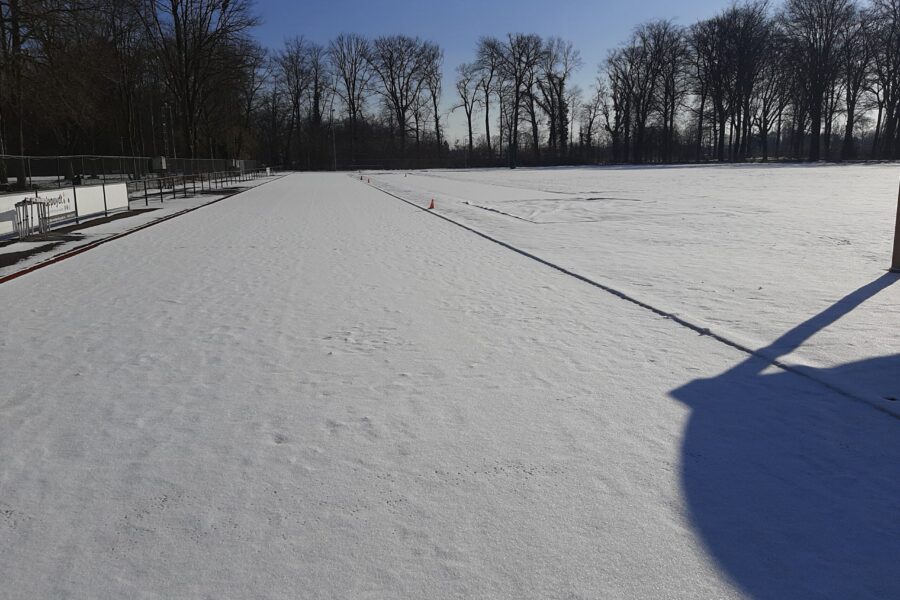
251 0 736 141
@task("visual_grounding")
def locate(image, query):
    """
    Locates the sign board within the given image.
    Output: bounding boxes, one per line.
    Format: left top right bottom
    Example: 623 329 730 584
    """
44 194 76 220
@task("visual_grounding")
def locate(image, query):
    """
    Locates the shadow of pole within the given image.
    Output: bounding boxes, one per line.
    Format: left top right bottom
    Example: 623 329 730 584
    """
671 273 900 599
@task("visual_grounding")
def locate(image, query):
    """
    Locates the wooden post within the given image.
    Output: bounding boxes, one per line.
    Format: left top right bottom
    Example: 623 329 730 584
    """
892 179 900 273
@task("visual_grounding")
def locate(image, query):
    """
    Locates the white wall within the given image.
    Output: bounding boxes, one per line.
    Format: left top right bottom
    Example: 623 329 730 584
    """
0 182 128 240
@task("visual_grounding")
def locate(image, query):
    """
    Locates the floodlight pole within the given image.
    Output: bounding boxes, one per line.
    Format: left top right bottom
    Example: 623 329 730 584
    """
892 180 900 273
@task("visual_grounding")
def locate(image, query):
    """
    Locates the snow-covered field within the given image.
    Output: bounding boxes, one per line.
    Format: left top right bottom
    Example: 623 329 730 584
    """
0 169 898 599
371 164 900 409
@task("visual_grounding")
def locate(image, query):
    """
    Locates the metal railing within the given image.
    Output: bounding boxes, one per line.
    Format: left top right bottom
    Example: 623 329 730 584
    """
0 154 260 193
128 168 272 206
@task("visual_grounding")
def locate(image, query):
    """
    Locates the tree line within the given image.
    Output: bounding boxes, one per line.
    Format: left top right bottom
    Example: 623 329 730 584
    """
3 0 900 185
460 0 900 166
0 0 261 185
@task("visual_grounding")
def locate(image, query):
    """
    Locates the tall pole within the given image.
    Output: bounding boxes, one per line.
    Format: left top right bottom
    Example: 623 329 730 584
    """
331 110 337 171
161 101 170 160
892 178 900 273
168 102 177 161
329 79 338 171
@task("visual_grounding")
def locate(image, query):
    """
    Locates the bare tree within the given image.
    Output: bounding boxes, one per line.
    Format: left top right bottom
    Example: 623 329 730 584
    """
626 22 667 164
753 27 790 161
868 0 900 158
536 37 582 158
580 82 604 156
277 36 311 167
307 43 329 129
366 34 433 157
487 33 544 168
782 0 854 161
654 21 688 162
454 62 480 160
475 37 500 158
329 33 372 162
233 41 268 159
423 43 443 155
691 16 732 161
138 0 259 159
837 4 871 159
603 49 633 162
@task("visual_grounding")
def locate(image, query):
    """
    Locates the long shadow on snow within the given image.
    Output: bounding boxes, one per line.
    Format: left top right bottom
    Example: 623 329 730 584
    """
672 273 900 600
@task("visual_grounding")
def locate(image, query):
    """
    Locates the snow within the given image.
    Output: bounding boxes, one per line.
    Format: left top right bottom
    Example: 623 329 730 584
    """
0 170 898 599
370 164 900 408
0 176 279 280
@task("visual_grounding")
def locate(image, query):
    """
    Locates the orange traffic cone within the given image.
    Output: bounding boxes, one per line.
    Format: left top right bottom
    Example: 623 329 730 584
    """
360 175 363 180
428 199 435 210
367 178 370 184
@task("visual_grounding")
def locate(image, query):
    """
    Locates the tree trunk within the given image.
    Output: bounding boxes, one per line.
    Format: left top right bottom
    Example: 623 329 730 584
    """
808 90 823 162
841 101 857 161
717 110 726 162
872 101 883 159
775 109 782 158
466 110 473 160
483 87 492 157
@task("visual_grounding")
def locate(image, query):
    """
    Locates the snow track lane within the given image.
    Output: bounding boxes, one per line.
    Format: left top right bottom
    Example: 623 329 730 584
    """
364 177 900 420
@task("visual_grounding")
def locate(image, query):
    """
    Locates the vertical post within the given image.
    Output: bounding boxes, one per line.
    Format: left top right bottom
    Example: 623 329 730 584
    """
892 178 900 273
160 179 164 203
71 180 79 225
99 159 108 217
332 112 337 171
144 180 148 207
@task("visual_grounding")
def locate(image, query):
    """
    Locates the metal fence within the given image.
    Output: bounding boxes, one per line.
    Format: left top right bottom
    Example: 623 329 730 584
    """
0 154 259 193
129 168 271 206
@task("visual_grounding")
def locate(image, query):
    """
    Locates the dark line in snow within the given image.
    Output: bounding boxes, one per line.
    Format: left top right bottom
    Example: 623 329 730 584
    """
464 202 539 223
366 178 899 420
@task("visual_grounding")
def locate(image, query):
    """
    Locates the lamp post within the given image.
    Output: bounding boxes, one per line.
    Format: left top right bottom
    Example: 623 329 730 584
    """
161 100 170 162
329 78 338 171
330 109 337 171
892 179 900 273
168 102 177 161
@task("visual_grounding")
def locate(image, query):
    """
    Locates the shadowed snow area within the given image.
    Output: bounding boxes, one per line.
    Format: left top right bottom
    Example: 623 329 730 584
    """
0 171 897 599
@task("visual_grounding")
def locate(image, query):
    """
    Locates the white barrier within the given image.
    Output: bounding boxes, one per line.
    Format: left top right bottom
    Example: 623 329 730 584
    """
0 182 128 240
